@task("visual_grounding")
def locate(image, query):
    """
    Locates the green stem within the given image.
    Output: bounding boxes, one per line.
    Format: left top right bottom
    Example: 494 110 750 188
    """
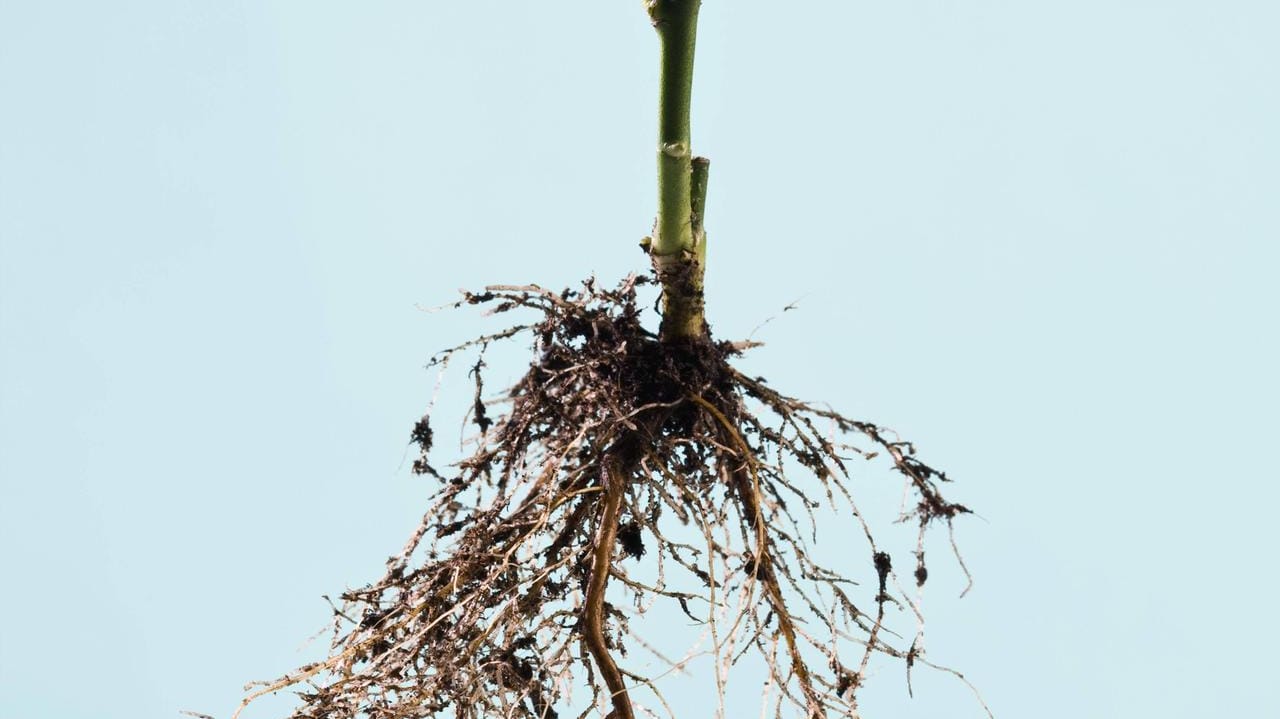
690 155 709 264
646 0 706 341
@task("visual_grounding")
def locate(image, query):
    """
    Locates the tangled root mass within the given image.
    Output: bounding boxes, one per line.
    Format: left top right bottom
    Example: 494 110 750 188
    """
238 275 984 719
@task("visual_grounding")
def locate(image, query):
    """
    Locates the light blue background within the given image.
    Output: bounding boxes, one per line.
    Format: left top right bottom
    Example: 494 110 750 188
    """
2 2 1277 717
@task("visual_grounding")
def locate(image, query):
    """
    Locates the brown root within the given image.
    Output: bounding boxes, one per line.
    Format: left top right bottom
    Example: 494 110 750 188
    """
582 454 634 719
237 275 979 719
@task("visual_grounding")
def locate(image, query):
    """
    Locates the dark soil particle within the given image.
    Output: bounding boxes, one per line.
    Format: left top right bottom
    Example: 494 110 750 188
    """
616 521 646 559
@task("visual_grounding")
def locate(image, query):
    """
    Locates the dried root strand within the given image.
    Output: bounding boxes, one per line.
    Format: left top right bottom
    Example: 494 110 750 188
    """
582 454 634 719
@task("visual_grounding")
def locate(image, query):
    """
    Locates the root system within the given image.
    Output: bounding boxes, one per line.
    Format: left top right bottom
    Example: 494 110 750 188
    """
236 275 985 719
